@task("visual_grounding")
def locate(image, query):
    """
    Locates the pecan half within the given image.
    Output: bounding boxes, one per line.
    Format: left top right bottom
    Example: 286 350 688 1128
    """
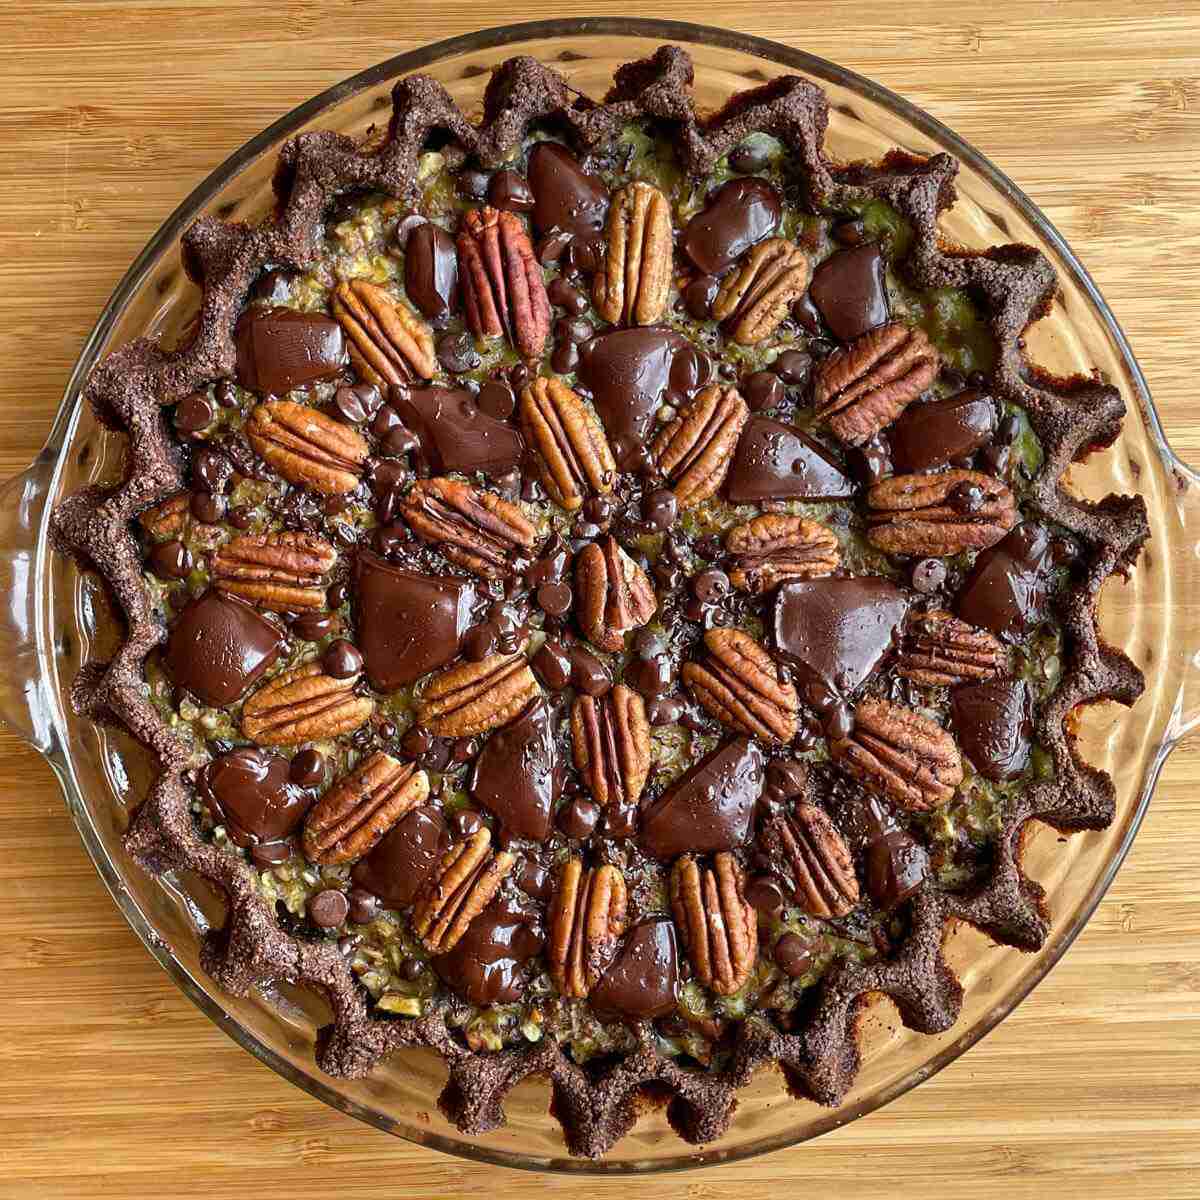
332 279 436 385
897 610 1006 686
245 400 369 495
669 852 757 996
139 492 191 538
764 804 860 918
547 859 628 998
593 181 672 327
241 662 374 745
574 534 658 652
651 384 748 509
211 531 336 611
399 477 535 579
570 684 651 812
411 828 516 953
519 377 616 511
725 513 839 594
682 627 798 743
866 470 1017 556
457 206 551 360
814 322 940 446
302 752 429 865
831 696 963 811
711 238 811 345
416 648 541 737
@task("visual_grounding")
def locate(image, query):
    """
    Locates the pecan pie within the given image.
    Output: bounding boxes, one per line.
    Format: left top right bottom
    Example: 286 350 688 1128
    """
51 45 1149 1161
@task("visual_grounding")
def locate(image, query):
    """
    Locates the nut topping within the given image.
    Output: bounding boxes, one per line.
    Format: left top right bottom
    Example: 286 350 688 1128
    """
211 531 337 611
831 696 963 811
547 858 628 998
682 627 799 744
246 400 369 495
651 384 749 509
725 513 839 594
897 610 1006 686
866 470 1017 557
241 661 374 745
302 752 429 865
139 492 191 538
519 377 616 511
570 684 651 812
593 181 673 327
457 206 551 360
763 804 860 918
711 238 811 345
416 648 541 737
411 828 516 953
814 322 939 446
331 279 436 386
669 852 757 995
574 534 658 652
399 477 535 579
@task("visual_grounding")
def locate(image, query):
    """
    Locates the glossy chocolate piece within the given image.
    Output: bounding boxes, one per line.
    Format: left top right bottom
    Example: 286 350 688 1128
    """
350 805 451 908
955 523 1052 641
353 550 475 690
952 678 1034 781
866 830 929 910
471 698 562 842
433 901 544 1006
682 178 781 275
234 307 347 396
200 746 311 846
164 590 285 707
404 223 458 322
889 390 997 472
725 416 856 503
526 141 609 242
808 243 890 342
774 931 816 978
591 917 680 1020
393 386 524 478
639 737 763 861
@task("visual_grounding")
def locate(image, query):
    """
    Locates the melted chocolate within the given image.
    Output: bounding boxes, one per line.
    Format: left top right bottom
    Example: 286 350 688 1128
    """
955 523 1052 641
682 178 781 275
234 307 347 396
591 918 680 1019
889 390 997 472
807 243 889 342
867 830 929 910
350 805 450 907
526 141 609 243
952 678 1034 781
393 386 524 477
433 901 544 1006
200 747 312 847
725 415 857 502
404 223 459 322
470 698 561 841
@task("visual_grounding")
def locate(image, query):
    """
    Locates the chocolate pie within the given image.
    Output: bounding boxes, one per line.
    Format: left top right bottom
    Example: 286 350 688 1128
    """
51 46 1149 1158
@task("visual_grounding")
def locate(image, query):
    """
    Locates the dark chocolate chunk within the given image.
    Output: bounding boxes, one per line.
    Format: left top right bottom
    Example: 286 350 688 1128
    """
866 829 929 910
952 678 1034 781
200 746 312 846
682 178 781 275
488 169 535 212
725 416 856 502
808 243 890 342
471 698 562 842
955 523 1052 641
568 643 612 696
330 382 383 425
526 141 609 241
322 638 364 679
591 918 680 1020
234 307 347 396
404 223 459 323
433 902 543 1006
742 370 785 412
557 795 600 840
728 139 773 173
531 638 572 690
350 805 451 908
889 390 997 472
393 386 524 477
289 748 326 787
147 539 192 581
547 277 589 315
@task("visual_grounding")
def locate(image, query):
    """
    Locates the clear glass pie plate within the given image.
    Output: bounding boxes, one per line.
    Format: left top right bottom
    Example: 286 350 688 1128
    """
1 16 1196 1174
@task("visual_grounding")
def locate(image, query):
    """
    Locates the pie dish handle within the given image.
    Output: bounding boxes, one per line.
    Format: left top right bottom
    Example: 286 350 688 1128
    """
1159 444 1200 750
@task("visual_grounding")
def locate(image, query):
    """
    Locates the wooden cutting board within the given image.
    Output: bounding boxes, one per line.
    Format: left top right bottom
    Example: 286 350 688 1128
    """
1 4 1196 1197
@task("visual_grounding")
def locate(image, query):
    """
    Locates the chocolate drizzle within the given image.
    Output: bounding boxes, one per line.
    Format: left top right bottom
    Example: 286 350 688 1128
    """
50 45 1149 1159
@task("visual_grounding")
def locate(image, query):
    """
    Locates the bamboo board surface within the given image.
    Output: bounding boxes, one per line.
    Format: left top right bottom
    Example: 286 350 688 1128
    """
0 3 1197 1197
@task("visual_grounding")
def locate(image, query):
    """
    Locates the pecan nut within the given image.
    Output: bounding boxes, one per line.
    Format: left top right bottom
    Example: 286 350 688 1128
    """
651 384 748 509
519 377 616 511
711 238 811 345
245 400 369 495
897 610 1006 686
570 684 651 812
547 858 628 998
411 828 516 953
241 662 374 745
416 648 541 737
763 804 860 918
866 470 1017 556
457 206 551 360
682 627 798 744
669 852 757 996
139 492 191 538
725 513 839 594
332 279 436 385
814 322 940 446
302 752 429 865
574 534 658 652
399 477 535 579
831 696 963 811
593 181 673 327
211 531 337 611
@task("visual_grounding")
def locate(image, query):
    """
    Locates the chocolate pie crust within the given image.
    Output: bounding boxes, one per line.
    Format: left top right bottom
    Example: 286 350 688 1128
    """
51 46 1149 1158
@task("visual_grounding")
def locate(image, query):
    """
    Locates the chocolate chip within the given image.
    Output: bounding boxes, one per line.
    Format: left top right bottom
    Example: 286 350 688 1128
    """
456 167 491 200
189 491 225 524
532 638 572 690
374 522 410 558
452 809 485 838
773 349 813 386
436 331 481 375
547 277 589 314
691 567 729 603
451 737 478 764
147 539 192 581
477 380 516 421
537 581 573 617
557 796 600 840
536 231 572 265
252 270 293 305
742 370 785 412
392 211 428 250
330 382 383 424
552 340 580 374
582 495 613 527
911 558 947 593
517 860 553 902
949 480 986 514
192 446 233 494
399 956 426 982
174 392 214 436
683 273 720 320
646 694 685 726
381 423 419 457
462 623 498 662
642 488 679 531
774 931 816 978
488 169 534 212
402 726 434 758
308 889 349 929
568 644 612 696
347 886 380 924
832 218 866 247
214 379 239 408
289 748 326 787
322 638 364 679
728 140 773 173
791 292 824 336
327 580 349 609
250 841 294 868
229 506 254 530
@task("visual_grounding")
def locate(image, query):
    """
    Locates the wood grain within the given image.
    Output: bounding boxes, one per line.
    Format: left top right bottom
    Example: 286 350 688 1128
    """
1 3 1197 1196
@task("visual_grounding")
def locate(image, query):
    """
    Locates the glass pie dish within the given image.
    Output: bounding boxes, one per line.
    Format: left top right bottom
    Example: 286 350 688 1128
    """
1 16 1196 1173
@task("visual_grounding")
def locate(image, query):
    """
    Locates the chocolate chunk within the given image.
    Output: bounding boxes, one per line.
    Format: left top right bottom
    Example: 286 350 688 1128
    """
725 415 856 502
683 273 720 320
889 390 997 472
476 380 516 422
808 243 890 342
682 178 781 275
742 370 785 412
393 386 524 478
488 169 535 213
164 590 285 707
192 445 233 494
471 698 562 842
639 737 763 860
436 331 481 375
291 611 336 642
330 382 383 425
642 488 679 531
308 889 349 929
174 391 214 436
591 918 680 1020
200 746 312 845
526 141 609 241
557 795 600 840
568 643 612 696
322 638 364 679
404 223 459 323
289 748 325 787
353 550 475 690
531 638 572 690
952 678 1034 781
547 277 589 315
646 694 685 726
350 805 451 908
955 523 1052 641
147 539 192 581
773 349 813 386
234 307 347 396
866 829 929 910
774 932 816 978
433 902 543 1006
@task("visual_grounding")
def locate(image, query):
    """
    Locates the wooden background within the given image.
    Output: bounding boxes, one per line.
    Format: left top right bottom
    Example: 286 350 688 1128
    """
2 3 1197 1196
